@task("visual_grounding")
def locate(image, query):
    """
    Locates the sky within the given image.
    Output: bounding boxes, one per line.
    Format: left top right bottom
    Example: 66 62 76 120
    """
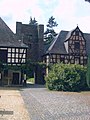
0 0 90 33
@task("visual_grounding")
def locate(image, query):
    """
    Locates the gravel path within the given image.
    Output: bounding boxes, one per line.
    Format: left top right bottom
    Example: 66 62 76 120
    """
0 87 30 120
21 84 90 120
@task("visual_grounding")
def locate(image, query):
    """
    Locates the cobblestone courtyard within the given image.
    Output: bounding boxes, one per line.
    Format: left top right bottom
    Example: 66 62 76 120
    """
0 85 90 120
21 84 90 120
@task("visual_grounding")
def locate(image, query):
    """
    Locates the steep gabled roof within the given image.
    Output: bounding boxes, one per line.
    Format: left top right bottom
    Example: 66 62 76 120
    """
0 17 27 48
46 30 68 54
46 28 90 55
65 26 82 42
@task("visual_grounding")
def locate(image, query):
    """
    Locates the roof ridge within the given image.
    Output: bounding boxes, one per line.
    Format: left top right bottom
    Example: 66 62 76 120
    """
46 30 68 54
46 31 64 53
0 17 15 35
0 17 27 48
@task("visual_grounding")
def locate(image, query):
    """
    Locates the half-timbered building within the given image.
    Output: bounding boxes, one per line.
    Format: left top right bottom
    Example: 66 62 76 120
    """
1 17 89 85
43 26 89 66
0 17 27 86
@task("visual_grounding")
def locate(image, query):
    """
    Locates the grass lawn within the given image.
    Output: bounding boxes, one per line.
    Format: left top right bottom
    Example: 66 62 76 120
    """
27 77 35 84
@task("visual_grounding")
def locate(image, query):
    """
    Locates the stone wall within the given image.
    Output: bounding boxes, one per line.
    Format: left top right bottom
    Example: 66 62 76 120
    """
16 22 44 62
16 22 45 84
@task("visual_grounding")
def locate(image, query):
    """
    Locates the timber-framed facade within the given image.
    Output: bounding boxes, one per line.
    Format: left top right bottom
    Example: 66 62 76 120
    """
0 17 27 86
0 47 27 65
43 26 88 66
0 17 90 86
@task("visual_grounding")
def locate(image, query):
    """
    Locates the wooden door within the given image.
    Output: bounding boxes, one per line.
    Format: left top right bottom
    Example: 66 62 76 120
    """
12 73 19 84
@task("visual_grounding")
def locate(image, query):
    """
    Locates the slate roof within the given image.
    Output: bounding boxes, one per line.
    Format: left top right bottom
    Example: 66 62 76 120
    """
46 31 68 54
0 17 27 48
46 28 90 55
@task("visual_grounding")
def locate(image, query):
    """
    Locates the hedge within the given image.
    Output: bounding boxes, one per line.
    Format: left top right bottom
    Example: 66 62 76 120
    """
45 63 88 91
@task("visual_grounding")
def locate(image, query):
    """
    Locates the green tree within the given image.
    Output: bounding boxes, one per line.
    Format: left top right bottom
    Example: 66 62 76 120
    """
29 17 38 26
44 16 58 45
86 55 90 88
85 0 90 3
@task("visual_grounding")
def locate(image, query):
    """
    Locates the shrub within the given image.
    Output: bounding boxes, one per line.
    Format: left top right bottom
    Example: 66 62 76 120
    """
45 63 88 91
86 55 90 88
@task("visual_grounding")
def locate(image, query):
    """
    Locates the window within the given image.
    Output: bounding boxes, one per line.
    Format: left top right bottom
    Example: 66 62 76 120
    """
24 49 26 53
8 58 11 63
8 48 11 52
19 54 22 58
0 50 7 63
16 53 18 58
16 49 18 53
12 48 15 52
12 59 14 63
8 53 11 57
16 59 18 63
22 59 25 63
80 60 83 64
75 57 80 64
23 54 26 58
7 48 26 64
75 31 79 36
74 41 80 49
20 49 23 53
60 55 65 63
12 53 14 57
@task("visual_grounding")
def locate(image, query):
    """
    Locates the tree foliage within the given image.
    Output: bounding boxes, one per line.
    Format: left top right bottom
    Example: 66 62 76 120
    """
86 55 90 88
29 17 38 26
44 16 58 45
46 16 58 28
85 0 90 3
45 63 88 91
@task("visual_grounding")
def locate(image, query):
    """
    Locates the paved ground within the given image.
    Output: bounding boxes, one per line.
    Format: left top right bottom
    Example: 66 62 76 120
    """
21 84 90 120
0 87 30 120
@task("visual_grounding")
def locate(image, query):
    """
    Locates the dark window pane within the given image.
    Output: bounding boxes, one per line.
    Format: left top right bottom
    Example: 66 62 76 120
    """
75 31 79 36
74 42 80 49
0 50 7 63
